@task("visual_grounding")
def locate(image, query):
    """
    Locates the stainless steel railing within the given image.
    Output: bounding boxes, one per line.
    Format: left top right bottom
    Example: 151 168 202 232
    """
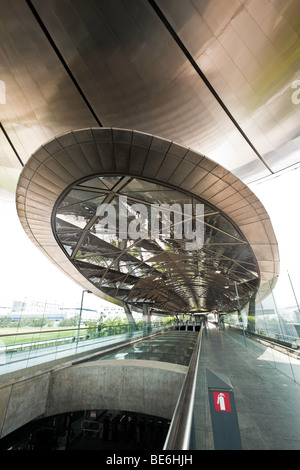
163 324 203 450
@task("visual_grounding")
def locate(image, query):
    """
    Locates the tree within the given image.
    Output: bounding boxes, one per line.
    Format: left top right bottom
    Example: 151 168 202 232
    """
0 316 13 328
105 316 124 326
58 316 79 327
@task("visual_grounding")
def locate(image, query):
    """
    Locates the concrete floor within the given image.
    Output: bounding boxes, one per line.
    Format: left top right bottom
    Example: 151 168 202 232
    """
194 324 300 450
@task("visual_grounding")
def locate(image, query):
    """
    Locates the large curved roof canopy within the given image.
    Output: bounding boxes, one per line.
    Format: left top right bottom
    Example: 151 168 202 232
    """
16 128 279 315
1 1 300 193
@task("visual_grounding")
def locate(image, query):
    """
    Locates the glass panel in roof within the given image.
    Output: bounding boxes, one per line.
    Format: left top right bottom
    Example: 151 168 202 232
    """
56 212 89 229
57 194 105 231
74 254 116 268
99 176 122 188
121 178 193 205
79 175 122 189
55 218 81 233
79 177 109 189
122 178 170 193
124 189 193 206
54 174 259 313
56 229 83 255
58 189 106 208
57 198 104 227
205 212 243 241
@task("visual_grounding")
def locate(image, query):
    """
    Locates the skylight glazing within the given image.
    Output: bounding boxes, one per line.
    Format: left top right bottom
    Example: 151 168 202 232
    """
53 175 259 314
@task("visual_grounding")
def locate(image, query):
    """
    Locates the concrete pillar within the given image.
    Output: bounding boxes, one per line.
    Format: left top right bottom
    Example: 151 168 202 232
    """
123 303 136 326
247 293 256 333
143 305 151 332
142 304 149 321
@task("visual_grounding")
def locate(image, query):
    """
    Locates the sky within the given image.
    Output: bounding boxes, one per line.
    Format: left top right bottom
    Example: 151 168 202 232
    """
249 164 300 309
0 189 110 312
1 163 300 313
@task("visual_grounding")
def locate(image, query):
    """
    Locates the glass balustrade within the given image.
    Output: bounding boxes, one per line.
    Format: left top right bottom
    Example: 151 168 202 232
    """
221 266 300 384
0 321 175 376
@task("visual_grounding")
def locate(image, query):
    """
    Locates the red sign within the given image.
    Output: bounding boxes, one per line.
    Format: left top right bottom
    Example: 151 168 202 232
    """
213 392 231 412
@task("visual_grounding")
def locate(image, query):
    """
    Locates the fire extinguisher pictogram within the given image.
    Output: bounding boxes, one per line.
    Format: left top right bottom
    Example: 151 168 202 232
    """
213 392 231 412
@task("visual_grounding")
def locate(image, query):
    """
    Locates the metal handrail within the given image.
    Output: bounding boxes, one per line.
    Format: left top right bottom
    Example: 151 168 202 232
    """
228 324 300 352
163 324 203 450
0 322 159 338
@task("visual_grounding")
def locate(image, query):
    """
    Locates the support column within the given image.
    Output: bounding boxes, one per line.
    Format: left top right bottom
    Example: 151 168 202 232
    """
247 293 256 333
143 304 151 332
123 303 136 332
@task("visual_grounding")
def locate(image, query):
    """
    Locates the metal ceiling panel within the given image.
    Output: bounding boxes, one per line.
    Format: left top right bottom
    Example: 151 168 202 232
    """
0 0 95 168
156 0 300 176
1 0 299 192
16 128 279 312
27 0 270 181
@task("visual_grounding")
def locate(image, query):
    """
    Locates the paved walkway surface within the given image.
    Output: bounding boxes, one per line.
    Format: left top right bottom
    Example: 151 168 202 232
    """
193 324 300 450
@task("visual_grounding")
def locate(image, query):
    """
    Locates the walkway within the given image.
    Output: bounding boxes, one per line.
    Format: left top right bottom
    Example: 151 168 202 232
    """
99 330 198 366
194 324 300 450
2 323 300 450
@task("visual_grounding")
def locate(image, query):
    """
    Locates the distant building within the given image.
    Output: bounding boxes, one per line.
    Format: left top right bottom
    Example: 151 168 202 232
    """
59 307 98 321
10 299 62 321
9 300 99 322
